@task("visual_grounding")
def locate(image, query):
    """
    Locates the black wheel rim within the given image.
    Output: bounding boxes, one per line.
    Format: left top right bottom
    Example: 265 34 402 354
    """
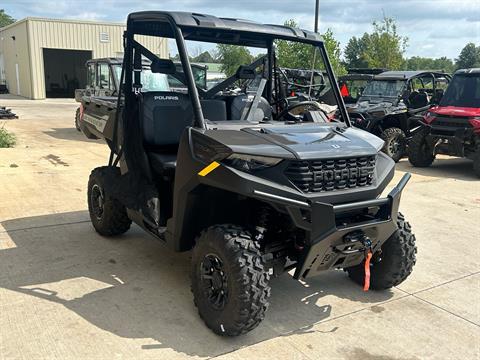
90 184 105 220
388 137 403 156
200 254 228 310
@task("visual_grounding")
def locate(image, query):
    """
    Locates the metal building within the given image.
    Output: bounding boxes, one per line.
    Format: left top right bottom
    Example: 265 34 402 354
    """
0 17 168 99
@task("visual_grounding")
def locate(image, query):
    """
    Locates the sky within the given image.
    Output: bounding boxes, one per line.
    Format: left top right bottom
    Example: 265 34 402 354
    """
2 0 479 60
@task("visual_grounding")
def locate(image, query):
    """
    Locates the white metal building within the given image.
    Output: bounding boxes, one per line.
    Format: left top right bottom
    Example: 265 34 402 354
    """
0 17 168 99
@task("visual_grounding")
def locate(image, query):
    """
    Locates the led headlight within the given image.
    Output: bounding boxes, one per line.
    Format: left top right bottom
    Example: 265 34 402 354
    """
223 154 282 172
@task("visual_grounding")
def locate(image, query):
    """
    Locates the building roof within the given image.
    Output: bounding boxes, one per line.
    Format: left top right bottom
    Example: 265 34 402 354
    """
0 17 126 32
126 11 323 47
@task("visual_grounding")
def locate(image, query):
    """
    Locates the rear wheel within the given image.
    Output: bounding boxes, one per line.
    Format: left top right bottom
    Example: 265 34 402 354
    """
346 213 417 290
191 225 271 336
75 107 81 131
381 127 407 162
87 166 131 236
408 127 435 167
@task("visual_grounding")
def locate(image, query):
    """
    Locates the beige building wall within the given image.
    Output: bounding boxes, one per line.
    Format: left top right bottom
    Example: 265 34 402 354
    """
0 18 168 99
0 20 32 98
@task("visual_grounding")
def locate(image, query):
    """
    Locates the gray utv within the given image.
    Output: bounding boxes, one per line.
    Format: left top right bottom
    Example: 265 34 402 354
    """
82 11 417 336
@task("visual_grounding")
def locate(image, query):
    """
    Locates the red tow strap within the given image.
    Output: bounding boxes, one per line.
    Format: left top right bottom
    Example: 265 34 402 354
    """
363 251 373 291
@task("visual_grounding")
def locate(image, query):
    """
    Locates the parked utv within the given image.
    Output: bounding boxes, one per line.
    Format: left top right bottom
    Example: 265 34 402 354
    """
74 57 207 137
348 70 451 162
83 11 417 336
338 68 387 105
408 68 480 177
275 67 337 116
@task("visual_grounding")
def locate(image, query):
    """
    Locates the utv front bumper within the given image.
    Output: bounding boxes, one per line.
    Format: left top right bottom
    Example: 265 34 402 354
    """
255 173 411 279
428 126 476 158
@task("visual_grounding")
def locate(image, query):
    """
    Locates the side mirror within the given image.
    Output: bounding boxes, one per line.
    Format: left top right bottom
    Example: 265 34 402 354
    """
151 59 176 74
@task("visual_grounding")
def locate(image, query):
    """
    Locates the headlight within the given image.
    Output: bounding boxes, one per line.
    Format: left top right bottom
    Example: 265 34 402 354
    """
369 110 385 118
223 154 282 172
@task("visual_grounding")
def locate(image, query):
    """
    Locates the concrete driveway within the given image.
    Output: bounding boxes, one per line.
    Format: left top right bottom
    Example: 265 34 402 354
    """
0 95 479 359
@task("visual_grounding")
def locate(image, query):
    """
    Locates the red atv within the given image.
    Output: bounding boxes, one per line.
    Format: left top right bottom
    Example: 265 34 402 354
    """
408 68 480 177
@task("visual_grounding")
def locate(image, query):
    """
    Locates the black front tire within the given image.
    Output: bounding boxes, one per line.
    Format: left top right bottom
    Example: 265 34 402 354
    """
191 225 271 336
473 151 480 178
408 128 435 167
381 127 407 163
87 166 131 236
75 107 81 131
346 213 417 290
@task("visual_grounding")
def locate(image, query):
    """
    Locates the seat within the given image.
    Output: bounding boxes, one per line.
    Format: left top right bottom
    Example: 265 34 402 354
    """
409 92 429 109
148 152 177 174
141 92 227 174
200 99 227 121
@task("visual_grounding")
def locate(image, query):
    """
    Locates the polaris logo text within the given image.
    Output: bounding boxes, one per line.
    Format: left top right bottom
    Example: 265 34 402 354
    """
154 95 179 101
312 166 374 183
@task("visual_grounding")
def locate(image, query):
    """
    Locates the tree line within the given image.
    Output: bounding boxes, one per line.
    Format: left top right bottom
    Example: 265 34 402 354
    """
198 17 479 77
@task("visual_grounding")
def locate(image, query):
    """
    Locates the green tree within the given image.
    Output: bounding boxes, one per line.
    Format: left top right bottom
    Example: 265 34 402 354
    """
455 43 480 69
216 44 253 77
344 34 370 69
192 51 214 63
362 16 408 70
405 56 454 73
276 19 345 75
322 28 346 75
0 9 15 28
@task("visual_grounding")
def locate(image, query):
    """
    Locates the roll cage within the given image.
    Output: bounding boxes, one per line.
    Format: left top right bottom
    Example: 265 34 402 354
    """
120 11 351 130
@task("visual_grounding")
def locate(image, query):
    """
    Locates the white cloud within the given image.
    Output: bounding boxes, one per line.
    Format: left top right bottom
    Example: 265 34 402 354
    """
3 0 480 59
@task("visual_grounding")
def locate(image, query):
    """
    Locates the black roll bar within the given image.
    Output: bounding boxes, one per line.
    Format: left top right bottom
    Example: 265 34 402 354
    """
173 25 206 129
318 44 352 127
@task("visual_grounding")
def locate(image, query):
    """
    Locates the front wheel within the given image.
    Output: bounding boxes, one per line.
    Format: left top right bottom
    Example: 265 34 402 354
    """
408 127 435 167
191 225 271 336
87 166 131 236
381 127 407 162
346 213 417 290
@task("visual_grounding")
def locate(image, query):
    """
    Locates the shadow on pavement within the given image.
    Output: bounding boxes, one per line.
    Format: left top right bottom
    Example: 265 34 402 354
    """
396 157 477 181
43 128 100 143
0 211 394 357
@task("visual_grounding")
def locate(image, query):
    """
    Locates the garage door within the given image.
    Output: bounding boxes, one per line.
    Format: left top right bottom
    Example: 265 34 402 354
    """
43 49 92 98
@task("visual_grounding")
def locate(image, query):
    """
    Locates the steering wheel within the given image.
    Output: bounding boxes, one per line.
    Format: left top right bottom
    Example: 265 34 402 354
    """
277 101 325 122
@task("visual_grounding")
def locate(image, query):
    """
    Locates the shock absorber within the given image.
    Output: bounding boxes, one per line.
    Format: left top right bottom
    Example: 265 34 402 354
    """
255 204 271 242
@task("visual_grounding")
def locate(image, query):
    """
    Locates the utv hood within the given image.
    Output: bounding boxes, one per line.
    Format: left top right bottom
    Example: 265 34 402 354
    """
430 105 480 117
203 123 384 160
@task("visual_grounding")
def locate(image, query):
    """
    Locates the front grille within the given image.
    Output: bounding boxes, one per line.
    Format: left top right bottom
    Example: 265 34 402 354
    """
435 115 472 129
285 156 376 193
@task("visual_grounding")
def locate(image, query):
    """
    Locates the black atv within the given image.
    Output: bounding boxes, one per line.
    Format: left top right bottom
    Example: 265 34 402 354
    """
83 11 417 336
348 70 451 162
339 68 387 105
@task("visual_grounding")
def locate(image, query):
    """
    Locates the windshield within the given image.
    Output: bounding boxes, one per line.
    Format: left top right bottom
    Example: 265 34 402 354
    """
168 64 207 90
362 80 405 97
113 65 170 92
113 64 207 92
440 74 480 108
340 79 369 103
130 33 346 123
